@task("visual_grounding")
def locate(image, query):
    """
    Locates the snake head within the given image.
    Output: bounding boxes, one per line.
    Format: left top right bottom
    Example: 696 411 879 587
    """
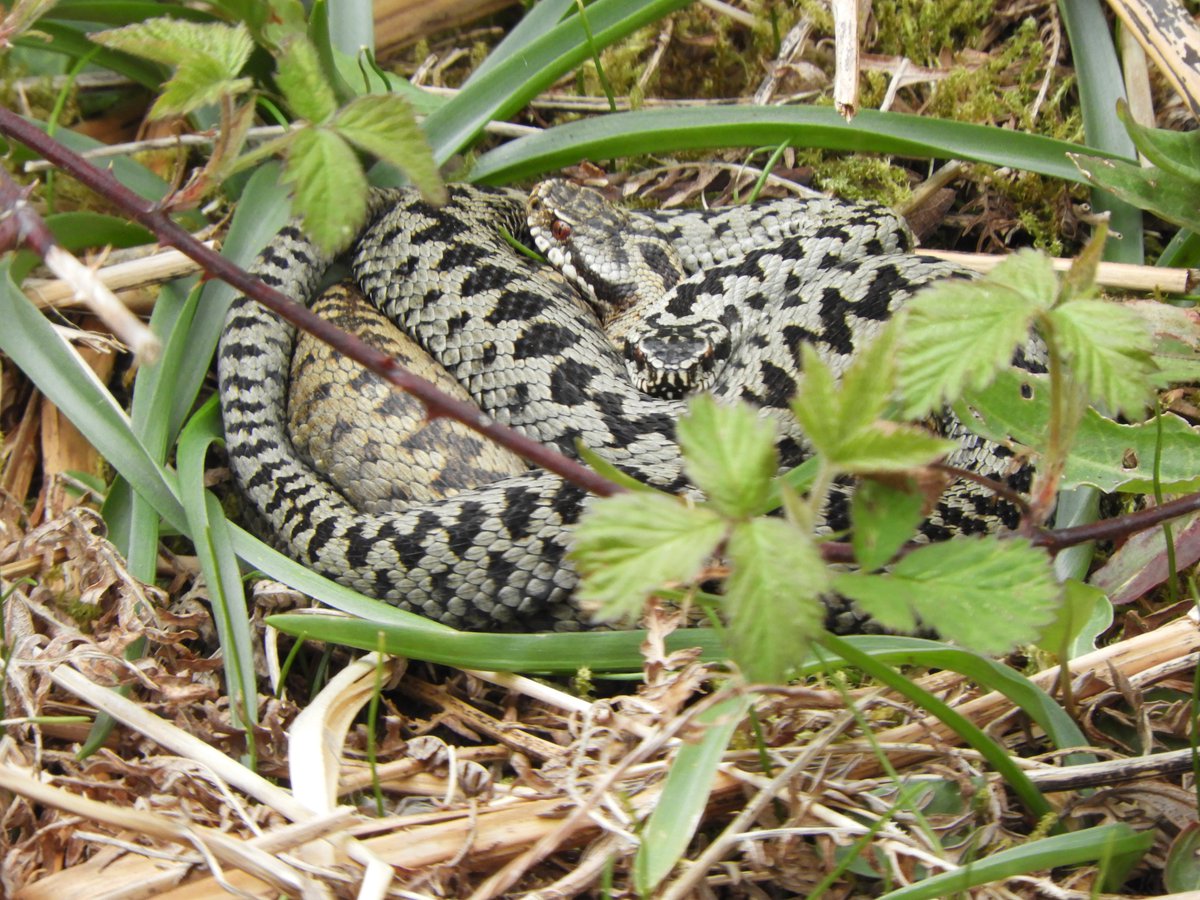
528 179 687 323
624 321 731 398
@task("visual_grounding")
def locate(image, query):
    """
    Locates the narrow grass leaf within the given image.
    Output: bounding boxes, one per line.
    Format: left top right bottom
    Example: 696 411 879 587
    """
571 492 726 621
898 250 1055 417
834 538 1061 655
725 518 828 682
0 261 186 530
1035 579 1110 660
183 163 291 438
45 212 154 250
464 0 575 85
1057 0 1143 262
800 634 1088 750
1048 299 1157 416
418 0 693 166
266 612 727 673
178 399 259 732
878 824 1151 899
472 106 1119 186
677 395 776 518
820 633 1056 823
635 695 751 894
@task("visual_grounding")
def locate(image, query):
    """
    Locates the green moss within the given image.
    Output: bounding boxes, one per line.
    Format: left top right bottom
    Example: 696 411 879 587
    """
800 153 914 208
872 0 993 63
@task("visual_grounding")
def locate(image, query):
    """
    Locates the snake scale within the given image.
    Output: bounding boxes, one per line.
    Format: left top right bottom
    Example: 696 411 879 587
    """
218 182 1031 632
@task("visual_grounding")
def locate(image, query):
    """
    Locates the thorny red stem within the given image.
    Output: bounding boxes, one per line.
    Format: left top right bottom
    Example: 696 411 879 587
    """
2 107 1200 565
0 107 622 498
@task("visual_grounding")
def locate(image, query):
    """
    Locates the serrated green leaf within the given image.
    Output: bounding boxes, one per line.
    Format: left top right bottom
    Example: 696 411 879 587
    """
571 492 726 621
833 537 1060 655
851 478 927 571
1071 153 1200 233
282 126 366 253
91 18 253 117
334 94 446 205
724 517 828 682
154 57 252 119
275 34 337 123
676 395 776 518
898 251 1055 417
791 343 954 473
1059 220 1107 300
838 321 900 430
790 343 841 455
91 18 252 70
965 368 1200 493
836 427 957 473
1048 299 1158 417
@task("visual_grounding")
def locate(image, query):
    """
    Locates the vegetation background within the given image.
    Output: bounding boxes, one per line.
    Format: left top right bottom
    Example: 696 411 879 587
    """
0 0 1199 896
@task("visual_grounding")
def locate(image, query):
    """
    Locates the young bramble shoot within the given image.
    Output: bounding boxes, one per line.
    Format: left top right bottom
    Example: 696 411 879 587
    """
91 19 255 119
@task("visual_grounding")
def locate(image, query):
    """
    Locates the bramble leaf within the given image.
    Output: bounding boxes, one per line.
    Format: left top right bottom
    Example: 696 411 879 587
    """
571 492 726 621
724 517 828 682
850 477 927 571
282 127 366 253
677 395 776 518
275 34 337 123
792 340 954 473
334 94 447 206
833 537 1061 655
91 19 254 118
1048 299 1158 417
898 250 1055 417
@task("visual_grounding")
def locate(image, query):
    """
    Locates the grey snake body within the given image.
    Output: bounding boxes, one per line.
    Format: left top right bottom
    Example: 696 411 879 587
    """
218 183 1029 631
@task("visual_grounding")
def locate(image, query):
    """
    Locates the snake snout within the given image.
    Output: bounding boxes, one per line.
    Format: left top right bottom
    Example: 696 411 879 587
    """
625 323 731 398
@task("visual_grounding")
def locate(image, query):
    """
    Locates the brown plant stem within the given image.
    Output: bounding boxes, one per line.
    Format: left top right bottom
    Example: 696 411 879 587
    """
0 107 622 498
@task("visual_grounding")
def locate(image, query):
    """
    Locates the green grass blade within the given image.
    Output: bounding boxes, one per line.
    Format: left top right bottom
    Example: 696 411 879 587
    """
418 0 693 166
635 694 751 894
48 1 215 25
178 400 260 737
6 120 171 203
175 163 291 437
472 106 1122 185
878 823 1152 899
1058 0 1142 263
18 21 165 89
464 0 575 85
819 634 1056 824
801 634 1088 753
266 611 727 673
0 261 186 531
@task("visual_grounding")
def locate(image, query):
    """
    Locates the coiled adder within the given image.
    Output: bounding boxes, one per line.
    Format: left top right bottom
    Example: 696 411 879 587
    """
218 182 1028 632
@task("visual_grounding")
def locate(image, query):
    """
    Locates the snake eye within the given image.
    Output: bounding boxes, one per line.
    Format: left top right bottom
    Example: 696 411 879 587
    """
550 219 572 241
